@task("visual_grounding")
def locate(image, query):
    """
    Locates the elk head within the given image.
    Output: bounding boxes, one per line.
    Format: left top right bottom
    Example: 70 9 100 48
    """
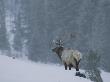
52 39 64 59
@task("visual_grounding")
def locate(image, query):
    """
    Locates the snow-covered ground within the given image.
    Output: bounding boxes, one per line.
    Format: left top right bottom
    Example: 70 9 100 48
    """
0 55 109 82
101 70 110 82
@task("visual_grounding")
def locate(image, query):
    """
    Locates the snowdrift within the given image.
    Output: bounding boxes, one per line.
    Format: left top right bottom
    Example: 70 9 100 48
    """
0 55 109 82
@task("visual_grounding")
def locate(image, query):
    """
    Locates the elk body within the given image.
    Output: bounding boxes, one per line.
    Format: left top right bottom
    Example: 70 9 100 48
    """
52 40 86 78
52 46 82 71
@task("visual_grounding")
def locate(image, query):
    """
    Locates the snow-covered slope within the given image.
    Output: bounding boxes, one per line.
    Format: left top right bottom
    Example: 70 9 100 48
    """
0 55 109 82
101 70 110 82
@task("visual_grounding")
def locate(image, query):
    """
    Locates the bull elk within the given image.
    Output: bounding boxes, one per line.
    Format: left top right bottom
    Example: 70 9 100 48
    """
52 39 83 76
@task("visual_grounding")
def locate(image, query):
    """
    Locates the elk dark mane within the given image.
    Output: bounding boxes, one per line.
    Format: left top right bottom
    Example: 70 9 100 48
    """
52 46 64 59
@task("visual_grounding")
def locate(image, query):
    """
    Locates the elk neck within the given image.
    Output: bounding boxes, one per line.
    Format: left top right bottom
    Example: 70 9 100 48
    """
56 46 64 59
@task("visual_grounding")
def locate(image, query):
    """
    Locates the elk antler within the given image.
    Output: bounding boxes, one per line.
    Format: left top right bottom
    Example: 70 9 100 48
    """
55 39 64 47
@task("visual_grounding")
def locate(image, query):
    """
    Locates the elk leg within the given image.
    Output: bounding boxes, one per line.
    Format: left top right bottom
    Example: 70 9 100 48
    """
77 59 81 66
69 64 72 70
64 63 67 70
76 59 81 71
74 58 79 71
69 66 71 70
76 64 79 71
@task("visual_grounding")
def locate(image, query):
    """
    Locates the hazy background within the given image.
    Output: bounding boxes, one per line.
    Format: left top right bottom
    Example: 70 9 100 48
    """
0 0 110 74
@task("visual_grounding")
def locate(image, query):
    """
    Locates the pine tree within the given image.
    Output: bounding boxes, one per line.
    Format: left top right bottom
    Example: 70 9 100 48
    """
85 50 103 82
0 0 10 51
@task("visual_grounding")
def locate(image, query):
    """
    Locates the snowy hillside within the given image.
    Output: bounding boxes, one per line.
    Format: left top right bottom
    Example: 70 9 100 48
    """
0 55 109 82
